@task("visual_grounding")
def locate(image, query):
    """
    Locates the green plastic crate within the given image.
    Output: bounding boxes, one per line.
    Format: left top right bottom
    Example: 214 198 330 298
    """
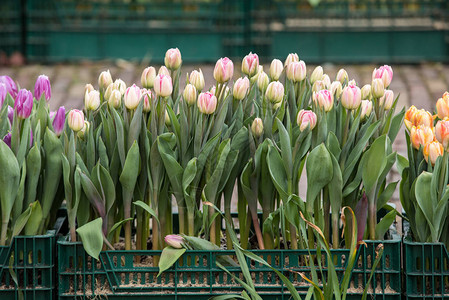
58 237 400 299
0 230 56 300
403 239 449 299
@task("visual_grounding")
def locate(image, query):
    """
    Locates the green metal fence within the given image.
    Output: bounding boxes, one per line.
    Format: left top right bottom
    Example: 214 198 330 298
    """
1 0 448 63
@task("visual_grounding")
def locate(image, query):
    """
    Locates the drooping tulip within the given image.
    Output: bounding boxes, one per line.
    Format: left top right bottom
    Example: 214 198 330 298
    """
164 234 184 249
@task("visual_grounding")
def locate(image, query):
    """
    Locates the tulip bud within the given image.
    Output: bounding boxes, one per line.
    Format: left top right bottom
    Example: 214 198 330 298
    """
322 74 331 89
0 83 6 107
0 75 18 99
411 125 434 150
269 59 283 81
3 133 11 148
98 70 113 91
68 109 85 132
313 90 333 112
372 65 393 87
380 90 394 110
424 141 444 166
233 77 250 101
183 84 197 106
108 90 122 109
189 69 205 91
371 78 385 98
7 106 13 124
265 81 284 104
251 117 264 138
312 80 326 92
257 71 269 93
14 89 33 119
297 109 317 131
341 85 362 110
197 92 217 115
154 74 173 98
124 84 142 110
114 79 126 95
310 66 324 84
330 81 342 99
286 61 307 82
141 88 153 113
348 79 357 86
242 52 259 77
360 100 373 120
52 106 65 136
404 106 433 131
34 74 52 101
361 84 371 100
213 57 234 83
250 66 263 85
435 120 449 149
284 53 299 67
158 66 170 76
84 90 100 111
77 120 90 139
273 101 283 110
164 234 184 249
104 83 114 102
436 93 449 120
336 69 348 84
164 48 182 70
165 110 171 127
141 66 156 89
85 83 94 95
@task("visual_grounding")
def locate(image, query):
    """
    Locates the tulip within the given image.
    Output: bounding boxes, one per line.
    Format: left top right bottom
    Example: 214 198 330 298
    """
330 81 342 99
436 93 449 120
286 61 307 82
336 69 348 84
164 234 184 249
0 83 6 107
242 52 259 77
348 79 357 86
7 106 13 124
104 83 114 102
435 120 449 149
183 84 197 106
297 109 317 131
313 90 333 112
284 53 299 67
265 81 284 104
108 90 122 109
34 75 52 101
98 70 113 91
14 89 33 119
124 84 142 110
372 65 393 87
68 109 84 132
380 90 394 110
164 48 182 70
197 92 217 115
310 66 324 84
3 133 11 148
0 75 18 98
85 90 100 111
404 106 433 131
250 65 263 85
371 78 385 98
424 141 444 166
158 66 170 76
251 117 264 138
341 85 362 110
269 59 283 81
52 106 65 136
360 100 373 120
189 69 205 91
361 84 371 100
85 83 94 95
312 80 326 92
141 89 154 113
213 57 234 83
257 71 269 92
114 79 126 95
322 74 331 89
410 125 434 150
165 110 171 127
154 74 173 98
233 77 250 101
141 66 156 89
77 120 90 139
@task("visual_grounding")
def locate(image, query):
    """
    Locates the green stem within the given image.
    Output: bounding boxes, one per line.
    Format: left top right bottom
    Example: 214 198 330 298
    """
332 214 339 249
368 200 376 240
323 187 330 243
124 220 131 250
1 221 8 246
241 208 252 249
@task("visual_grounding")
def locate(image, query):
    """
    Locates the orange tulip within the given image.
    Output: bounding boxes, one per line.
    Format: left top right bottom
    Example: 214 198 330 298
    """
410 125 434 150
404 106 433 130
435 119 449 149
424 141 444 166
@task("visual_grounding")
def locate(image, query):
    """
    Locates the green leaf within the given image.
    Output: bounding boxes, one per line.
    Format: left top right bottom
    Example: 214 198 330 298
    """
306 144 333 209
24 201 43 236
133 200 159 224
276 118 293 179
267 145 288 200
362 135 388 196
76 218 103 260
78 169 105 218
24 144 41 207
375 210 396 239
11 204 32 239
157 247 186 277
107 218 133 240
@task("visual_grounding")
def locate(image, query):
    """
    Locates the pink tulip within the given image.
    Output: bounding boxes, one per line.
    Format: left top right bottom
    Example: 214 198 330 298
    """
313 89 333 112
14 89 33 119
242 52 259 77
297 110 317 131
154 74 173 97
0 76 18 99
52 106 66 136
341 85 362 110
372 65 393 87
197 92 217 115
213 57 234 83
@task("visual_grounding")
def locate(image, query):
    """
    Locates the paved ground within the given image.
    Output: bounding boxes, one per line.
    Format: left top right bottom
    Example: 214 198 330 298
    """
2 61 448 232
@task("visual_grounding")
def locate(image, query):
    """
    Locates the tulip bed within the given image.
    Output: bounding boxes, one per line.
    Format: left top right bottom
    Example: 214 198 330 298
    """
1 48 449 299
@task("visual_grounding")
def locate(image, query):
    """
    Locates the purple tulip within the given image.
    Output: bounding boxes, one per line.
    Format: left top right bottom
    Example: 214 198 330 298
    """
34 75 51 101
0 76 18 99
7 105 13 125
0 83 6 107
49 111 56 120
52 106 65 136
14 89 33 119
3 133 11 148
